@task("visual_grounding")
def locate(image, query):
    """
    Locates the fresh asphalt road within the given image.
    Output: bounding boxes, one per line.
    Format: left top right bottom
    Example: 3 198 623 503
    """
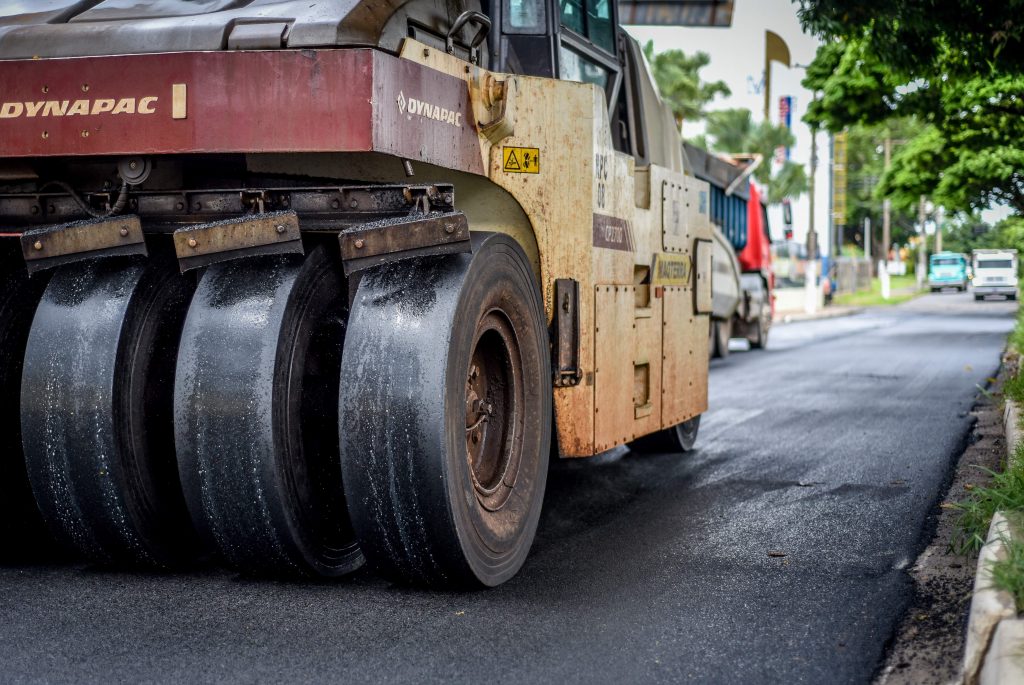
0 291 1015 684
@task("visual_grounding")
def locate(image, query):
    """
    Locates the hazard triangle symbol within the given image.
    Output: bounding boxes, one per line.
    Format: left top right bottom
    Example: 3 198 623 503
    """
504 150 522 171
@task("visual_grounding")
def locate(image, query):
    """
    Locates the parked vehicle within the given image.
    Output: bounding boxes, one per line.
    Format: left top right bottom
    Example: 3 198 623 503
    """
972 249 1019 300
928 252 968 292
685 144 773 357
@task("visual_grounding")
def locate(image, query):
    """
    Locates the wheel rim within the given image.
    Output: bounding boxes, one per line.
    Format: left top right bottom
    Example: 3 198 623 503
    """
673 415 701 451
338 233 550 586
465 310 524 512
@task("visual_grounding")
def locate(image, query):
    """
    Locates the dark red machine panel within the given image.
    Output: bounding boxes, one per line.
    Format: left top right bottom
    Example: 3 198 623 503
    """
0 49 484 174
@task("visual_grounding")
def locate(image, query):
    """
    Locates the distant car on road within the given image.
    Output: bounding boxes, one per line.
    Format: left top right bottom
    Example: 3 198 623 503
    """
928 252 968 292
972 248 1019 301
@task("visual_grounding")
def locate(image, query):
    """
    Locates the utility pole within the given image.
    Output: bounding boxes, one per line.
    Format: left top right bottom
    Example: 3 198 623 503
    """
917 194 927 289
882 135 892 268
864 216 872 263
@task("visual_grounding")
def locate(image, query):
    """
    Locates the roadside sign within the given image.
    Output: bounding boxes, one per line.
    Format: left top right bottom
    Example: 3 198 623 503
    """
832 131 847 226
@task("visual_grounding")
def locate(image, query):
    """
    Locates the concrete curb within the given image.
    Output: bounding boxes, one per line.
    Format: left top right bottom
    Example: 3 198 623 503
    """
981 619 1024 685
773 306 863 324
963 512 1018 684
961 399 1023 685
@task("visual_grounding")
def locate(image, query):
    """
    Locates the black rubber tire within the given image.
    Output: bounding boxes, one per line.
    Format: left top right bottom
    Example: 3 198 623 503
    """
340 233 551 587
174 247 363 578
21 256 200 566
1009 293 1018 301
749 309 770 350
712 319 731 359
629 415 701 454
975 294 984 302
0 249 51 560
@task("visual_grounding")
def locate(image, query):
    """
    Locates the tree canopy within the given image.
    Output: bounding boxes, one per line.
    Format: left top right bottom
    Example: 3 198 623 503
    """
642 41 807 204
796 1 1024 76
840 120 921 252
642 40 730 125
701 108 809 204
798 1 1024 216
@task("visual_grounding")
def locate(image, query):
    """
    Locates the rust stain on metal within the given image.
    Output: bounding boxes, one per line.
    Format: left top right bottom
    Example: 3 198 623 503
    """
20 214 145 265
339 211 470 275
172 210 303 271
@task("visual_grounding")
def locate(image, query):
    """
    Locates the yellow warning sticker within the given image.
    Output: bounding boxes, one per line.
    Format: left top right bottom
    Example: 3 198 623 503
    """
502 146 540 174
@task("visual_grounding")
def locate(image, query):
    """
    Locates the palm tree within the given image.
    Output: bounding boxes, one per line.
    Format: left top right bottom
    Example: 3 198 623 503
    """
704 108 809 204
642 40 730 129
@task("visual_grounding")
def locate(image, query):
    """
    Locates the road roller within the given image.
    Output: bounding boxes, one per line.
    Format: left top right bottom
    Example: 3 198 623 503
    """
0 0 712 587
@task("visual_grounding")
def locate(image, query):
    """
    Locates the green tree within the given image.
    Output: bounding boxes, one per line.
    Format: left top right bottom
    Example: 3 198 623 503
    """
703 108 752 152
703 108 809 204
874 125 944 211
641 44 806 204
798 3 1024 217
796 2 1024 76
642 40 730 126
941 213 993 256
842 121 924 252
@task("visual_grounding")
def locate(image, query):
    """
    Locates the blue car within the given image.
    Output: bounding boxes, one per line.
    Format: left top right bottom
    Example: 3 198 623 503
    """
928 252 968 292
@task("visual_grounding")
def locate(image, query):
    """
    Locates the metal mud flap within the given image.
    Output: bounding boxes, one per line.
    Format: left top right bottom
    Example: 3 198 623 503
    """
339 211 470 275
172 210 303 272
20 215 147 274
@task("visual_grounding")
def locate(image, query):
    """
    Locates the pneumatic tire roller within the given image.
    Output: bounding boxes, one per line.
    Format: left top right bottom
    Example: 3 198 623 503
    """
0 0 714 587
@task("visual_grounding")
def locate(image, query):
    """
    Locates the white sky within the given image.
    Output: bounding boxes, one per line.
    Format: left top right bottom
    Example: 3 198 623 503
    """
626 0 833 250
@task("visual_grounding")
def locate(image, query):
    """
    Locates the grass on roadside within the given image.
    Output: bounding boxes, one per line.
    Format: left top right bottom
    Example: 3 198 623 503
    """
1005 370 1024 407
950 446 1024 555
952 304 1024 607
991 531 1024 610
1010 315 1024 359
832 274 922 308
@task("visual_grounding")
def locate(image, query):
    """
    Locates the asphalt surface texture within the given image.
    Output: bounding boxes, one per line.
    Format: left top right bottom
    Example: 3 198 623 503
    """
0 290 1016 684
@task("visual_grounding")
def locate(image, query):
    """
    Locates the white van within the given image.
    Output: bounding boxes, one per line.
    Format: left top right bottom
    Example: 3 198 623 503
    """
972 249 1018 301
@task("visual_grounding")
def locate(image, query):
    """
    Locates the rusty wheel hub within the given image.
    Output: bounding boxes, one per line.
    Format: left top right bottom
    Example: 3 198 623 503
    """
465 310 522 511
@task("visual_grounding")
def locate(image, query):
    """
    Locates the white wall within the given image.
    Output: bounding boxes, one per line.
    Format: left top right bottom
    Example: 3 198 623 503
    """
626 0 832 254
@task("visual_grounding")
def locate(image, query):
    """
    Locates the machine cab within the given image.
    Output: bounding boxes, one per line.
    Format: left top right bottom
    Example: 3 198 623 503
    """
483 0 682 170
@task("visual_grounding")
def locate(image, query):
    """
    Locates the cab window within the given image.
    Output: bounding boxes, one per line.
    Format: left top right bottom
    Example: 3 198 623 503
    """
505 0 546 33
559 0 613 52
559 44 609 89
